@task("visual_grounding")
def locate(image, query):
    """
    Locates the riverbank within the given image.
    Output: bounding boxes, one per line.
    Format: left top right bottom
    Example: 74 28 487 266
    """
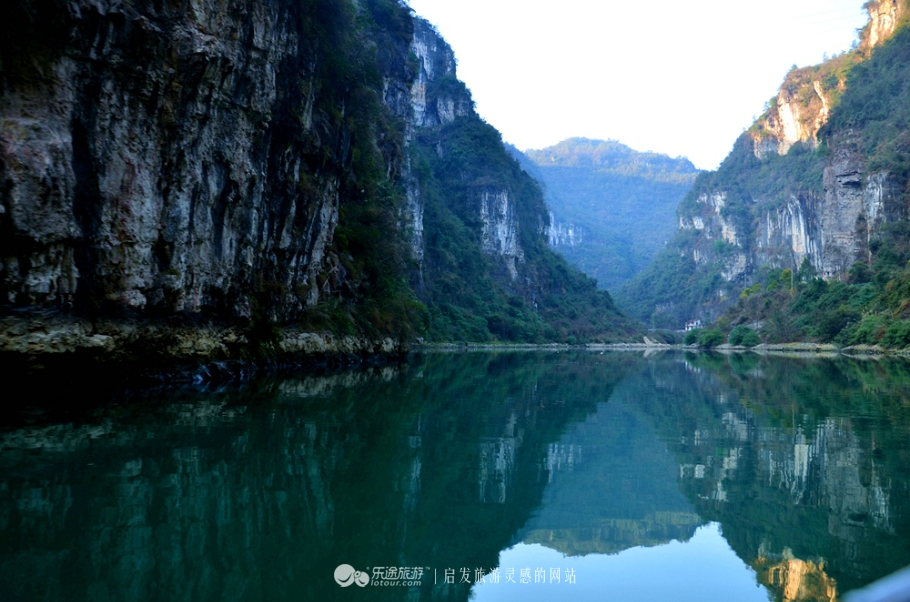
414 340 910 357
3 312 907 391
0 313 406 388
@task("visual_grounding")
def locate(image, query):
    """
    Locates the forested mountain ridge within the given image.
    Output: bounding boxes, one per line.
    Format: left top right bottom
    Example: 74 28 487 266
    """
618 0 909 346
0 0 634 364
511 139 698 292
406 32 635 343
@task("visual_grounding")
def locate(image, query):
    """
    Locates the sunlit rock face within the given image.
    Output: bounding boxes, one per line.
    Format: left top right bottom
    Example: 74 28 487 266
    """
865 0 904 48
751 0 904 160
753 82 832 158
746 0 910 281
645 0 910 322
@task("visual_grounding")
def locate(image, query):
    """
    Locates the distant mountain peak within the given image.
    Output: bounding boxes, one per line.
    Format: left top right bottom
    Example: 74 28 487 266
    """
524 138 699 184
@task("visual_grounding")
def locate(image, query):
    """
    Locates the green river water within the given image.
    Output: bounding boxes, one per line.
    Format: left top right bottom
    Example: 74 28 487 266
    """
1 351 908 601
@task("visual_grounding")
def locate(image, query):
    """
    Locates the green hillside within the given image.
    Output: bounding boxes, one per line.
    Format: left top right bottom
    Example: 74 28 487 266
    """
412 123 638 343
617 3 909 344
516 139 698 292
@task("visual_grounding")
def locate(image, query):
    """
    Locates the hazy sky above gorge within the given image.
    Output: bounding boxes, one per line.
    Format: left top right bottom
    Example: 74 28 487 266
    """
405 0 870 169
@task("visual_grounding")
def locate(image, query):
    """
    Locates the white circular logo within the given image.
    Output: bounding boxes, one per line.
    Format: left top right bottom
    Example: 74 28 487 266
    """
335 564 370 587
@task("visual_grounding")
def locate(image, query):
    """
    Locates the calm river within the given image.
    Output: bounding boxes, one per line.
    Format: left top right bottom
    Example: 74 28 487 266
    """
1 351 908 601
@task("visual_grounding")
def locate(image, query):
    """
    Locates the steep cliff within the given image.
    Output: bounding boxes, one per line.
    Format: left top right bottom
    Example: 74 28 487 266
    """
618 0 910 331
404 31 633 343
0 0 632 364
0 0 425 360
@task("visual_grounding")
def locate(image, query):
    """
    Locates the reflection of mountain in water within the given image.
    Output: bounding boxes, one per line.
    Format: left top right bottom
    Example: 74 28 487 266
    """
1 352 908 602
0 352 638 602
634 354 910 600
512 353 909 602
519 385 702 556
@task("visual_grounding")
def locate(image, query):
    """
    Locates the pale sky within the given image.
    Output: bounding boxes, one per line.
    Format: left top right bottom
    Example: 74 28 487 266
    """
405 0 870 169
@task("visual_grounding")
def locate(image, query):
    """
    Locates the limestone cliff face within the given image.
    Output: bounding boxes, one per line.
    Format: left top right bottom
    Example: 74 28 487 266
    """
406 22 532 287
624 0 909 325
747 0 909 280
401 18 474 279
756 196 820 270
479 189 525 280
673 141 906 306
409 19 472 129
547 212 584 248
751 79 832 159
818 142 907 277
2 0 358 316
0 0 559 355
865 0 905 48
2 0 628 353
678 192 739 247
684 138 907 287
751 0 904 159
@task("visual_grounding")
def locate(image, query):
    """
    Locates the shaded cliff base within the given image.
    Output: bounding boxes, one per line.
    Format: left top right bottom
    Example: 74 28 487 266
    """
0 312 406 392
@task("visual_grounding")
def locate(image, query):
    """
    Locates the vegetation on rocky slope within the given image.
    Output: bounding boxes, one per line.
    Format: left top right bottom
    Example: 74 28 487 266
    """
412 120 637 343
716 244 910 348
1 0 638 356
617 9 909 341
515 139 698 292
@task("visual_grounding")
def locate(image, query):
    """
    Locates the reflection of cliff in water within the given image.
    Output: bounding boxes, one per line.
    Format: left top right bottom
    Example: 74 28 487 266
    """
0 352 638 602
633 354 910 600
753 551 839 602
511 353 909 601
1 352 907 602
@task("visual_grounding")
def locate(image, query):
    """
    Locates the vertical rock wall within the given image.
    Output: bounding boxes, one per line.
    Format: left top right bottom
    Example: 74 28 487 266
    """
650 0 909 323
0 0 425 357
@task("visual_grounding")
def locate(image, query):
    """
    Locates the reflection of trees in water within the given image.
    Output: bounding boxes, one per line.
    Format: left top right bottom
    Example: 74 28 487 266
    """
0 352 638 602
634 354 910 599
1 352 906 602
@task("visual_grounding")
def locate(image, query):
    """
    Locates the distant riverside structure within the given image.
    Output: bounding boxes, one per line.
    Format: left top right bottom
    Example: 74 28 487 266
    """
685 320 703 332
